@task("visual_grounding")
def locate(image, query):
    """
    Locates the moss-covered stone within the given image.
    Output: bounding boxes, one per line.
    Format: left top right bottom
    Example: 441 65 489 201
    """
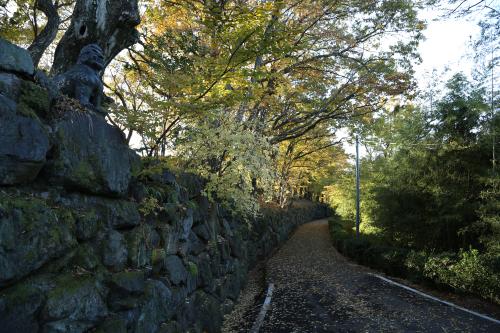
45 112 138 197
97 199 140 229
158 321 183 333
191 290 222 333
109 271 145 294
0 37 34 75
110 296 142 312
134 280 173 333
0 166 329 333
94 317 127 333
164 255 188 285
0 103 49 184
72 244 101 270
152 248 166 274
0 194 77 286
71 159 99 190
0 279 45 332
101 230 128 271
17 80 50 119
125 224 156 269
74 209 99 241
43 274 107 322
187 261 198 276
43 319 93 333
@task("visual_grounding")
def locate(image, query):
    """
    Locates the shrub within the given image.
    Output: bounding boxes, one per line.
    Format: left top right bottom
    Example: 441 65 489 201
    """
175 115 276 216
328 217 351 244
423 252 457 287
342 237 371 260
415 249 500 303
328 218 500 304
404 250 428 282
423 249 500 303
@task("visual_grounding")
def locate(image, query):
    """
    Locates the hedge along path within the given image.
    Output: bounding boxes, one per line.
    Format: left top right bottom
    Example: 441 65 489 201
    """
254 219 500 332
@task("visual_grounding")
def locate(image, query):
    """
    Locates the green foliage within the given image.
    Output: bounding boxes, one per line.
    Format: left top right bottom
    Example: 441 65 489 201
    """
107 0 425 196
187 261 198 276
0 0 37 45
17 80 50 119
138 196 161 217
324 74 493 250
274 125 347 207
329 218 500 303
175 113 276 215
434 73 487 144
423 249 500 303
325 72 499 303
477 175 500 253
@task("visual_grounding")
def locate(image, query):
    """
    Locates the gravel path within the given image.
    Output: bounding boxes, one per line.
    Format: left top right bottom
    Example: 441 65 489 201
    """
224 219 500 332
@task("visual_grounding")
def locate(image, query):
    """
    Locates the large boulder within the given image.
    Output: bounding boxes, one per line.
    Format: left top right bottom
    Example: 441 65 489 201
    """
134 280 173 333
0 38 34 76
0 77 51 185
42 274 108 332
0 73 22 101
159 205 194 255
0 109 50 185
190 290 222 333
109 271 145 294
0 195 77 287
0 278 48 333
45 112 139 196
164 255 187 285
0 59 52 185
125 224 159 269
101 230 128 271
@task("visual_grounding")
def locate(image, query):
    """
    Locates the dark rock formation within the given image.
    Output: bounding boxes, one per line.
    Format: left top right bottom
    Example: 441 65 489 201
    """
0 110 50 185
0 38 35 76
165 255 188 285
0 180 329 333
0 40 51 185
0 195 77 287
45 112 139 196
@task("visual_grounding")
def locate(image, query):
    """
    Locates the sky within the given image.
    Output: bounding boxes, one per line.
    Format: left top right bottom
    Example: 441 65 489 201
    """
340 7 485 158
414 8 482 88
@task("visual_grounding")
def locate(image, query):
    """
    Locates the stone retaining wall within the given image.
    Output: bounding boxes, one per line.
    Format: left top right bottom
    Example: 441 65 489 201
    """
0 38 330 333
0 184 328 333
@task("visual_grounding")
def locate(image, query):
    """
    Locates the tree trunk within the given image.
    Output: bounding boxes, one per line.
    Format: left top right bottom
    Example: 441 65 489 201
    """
51 0 140 76
28 0 60 67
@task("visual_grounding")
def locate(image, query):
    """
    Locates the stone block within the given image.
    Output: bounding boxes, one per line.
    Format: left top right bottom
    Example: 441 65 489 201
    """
164 255 187 285
43 275 107 323
102 230 128 271
109 271 145 294
134 280 173 333
45 112 139 197
0 38 34 76
0 111 49 185
0 195 76 286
